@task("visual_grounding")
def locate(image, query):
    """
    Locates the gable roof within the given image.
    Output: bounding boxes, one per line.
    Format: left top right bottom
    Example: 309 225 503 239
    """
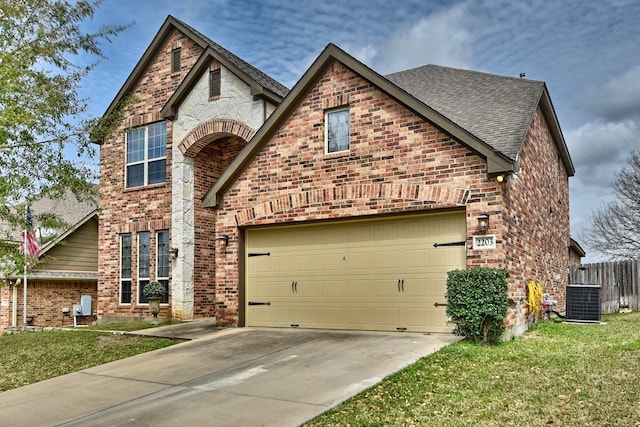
2 210 99 281
101 15 288 124
0 190 97 243
204 43 569 208
385 65 574 175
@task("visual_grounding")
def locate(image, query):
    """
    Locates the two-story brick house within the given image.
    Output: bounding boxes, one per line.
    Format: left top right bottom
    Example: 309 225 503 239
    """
98 17 574 338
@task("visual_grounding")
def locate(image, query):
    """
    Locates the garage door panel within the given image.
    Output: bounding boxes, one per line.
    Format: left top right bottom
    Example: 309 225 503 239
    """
373 307 398 325
313 307 346 327
320 253 343 272
296 279 320 297
371 250 400 271
372 277 402 298
319 280 345 298
246 212 465 332
346 308 372 327
347 279 371 297
343 251 373 271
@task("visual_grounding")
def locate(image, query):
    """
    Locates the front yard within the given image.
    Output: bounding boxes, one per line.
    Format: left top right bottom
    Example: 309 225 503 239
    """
306 312 640 426
0 324 177 392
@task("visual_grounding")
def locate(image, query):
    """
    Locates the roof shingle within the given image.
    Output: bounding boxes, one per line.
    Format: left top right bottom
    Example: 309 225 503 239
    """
385 64 545 160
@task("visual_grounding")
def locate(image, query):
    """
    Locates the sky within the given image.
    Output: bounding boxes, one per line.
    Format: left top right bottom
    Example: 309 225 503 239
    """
78 0 640 263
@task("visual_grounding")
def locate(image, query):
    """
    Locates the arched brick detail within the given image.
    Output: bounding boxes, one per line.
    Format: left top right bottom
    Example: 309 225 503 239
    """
234 183 472 226
179 118 256 157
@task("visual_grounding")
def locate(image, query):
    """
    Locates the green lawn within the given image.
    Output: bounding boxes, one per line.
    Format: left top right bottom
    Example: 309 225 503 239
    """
0 328 177 392
306 312 640 426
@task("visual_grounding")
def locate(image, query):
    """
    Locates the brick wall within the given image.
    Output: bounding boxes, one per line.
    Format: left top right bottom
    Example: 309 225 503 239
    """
98 28 203 320
214 60 507 326
0 281 97 332
502 106 571 334
192 136 247 318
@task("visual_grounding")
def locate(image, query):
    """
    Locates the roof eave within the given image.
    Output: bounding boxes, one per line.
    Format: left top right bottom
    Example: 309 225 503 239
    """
539 88 575 177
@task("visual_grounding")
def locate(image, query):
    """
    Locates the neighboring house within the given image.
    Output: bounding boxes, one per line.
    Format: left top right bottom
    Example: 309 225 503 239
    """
569 238 586 266
97 17 575 338
0 195 98 332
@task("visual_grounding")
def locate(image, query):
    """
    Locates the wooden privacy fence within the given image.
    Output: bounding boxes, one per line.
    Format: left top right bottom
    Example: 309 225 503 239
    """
569 260 640 314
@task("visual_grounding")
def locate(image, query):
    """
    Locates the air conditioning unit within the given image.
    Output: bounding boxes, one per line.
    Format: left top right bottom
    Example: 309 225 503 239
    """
566 284 601 323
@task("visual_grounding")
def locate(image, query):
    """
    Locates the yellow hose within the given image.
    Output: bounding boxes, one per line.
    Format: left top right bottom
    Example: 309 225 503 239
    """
526 279 545 314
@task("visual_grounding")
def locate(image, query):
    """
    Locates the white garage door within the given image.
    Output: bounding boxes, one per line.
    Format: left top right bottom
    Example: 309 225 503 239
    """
245 211 466 332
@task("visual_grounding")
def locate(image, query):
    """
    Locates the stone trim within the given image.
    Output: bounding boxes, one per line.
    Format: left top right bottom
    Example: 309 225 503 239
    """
179 118 255 157
234 182 471 225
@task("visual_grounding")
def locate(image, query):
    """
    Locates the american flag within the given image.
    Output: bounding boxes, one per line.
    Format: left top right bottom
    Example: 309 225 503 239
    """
20 206 39 269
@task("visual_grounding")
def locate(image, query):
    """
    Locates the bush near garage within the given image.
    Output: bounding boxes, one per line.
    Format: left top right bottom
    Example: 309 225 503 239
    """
445 268 509 344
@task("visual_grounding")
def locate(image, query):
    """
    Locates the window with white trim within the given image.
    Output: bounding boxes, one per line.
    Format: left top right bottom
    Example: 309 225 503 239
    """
138 232 150 304
325 107 350 153
156 230 169 304
120 234 132 304
126 122 167 188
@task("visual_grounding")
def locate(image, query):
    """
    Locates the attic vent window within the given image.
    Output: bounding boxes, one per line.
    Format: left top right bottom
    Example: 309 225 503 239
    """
171 47 181 73
209 69 221 99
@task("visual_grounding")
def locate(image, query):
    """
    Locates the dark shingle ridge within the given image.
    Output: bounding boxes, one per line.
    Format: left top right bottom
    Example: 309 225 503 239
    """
172 16 289 98
385 64 545 160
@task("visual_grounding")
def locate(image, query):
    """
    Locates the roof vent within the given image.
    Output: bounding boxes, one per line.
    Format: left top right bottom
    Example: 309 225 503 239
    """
519 72 526 79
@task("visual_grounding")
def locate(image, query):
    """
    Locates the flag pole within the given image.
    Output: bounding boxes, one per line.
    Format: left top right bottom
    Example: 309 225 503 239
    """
23 229 27 326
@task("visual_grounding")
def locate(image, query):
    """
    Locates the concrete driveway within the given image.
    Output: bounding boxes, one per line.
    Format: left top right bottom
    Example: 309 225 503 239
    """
0 327 458 426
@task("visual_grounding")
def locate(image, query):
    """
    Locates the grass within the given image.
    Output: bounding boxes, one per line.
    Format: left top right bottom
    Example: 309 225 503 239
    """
0 327 178 392
306 312 640 427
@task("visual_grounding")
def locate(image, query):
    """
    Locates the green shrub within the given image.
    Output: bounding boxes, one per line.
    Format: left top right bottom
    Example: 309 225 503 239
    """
445 268 509 344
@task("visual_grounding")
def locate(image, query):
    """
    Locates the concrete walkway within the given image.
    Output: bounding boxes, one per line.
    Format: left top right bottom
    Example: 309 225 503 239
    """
0 323 459 427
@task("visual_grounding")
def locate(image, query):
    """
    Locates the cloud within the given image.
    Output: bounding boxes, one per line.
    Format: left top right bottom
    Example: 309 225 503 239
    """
567 119 638 261
567 119 640 179
372 3 472 74
575 65 640 122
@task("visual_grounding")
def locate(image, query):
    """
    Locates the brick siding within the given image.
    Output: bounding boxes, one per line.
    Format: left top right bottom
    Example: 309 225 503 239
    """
0 281 97 331
97 28 203 320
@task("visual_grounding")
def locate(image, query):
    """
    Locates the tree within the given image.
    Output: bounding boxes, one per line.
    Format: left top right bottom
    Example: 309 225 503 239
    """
0 0 128 267
585 150 640 260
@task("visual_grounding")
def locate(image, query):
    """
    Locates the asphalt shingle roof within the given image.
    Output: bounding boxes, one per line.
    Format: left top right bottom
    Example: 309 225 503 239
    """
385 64 545 160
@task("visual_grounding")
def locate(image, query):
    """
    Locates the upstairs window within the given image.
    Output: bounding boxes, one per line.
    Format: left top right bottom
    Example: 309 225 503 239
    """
325 107 350 153
126 122 167 188
171 47 181 73
209 68 221 99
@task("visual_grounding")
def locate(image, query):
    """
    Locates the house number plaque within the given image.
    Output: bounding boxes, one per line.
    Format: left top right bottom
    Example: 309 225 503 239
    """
473 235 496 250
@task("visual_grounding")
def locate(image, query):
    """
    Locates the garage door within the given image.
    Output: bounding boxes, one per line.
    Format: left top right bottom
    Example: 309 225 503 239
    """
245 211 466 332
